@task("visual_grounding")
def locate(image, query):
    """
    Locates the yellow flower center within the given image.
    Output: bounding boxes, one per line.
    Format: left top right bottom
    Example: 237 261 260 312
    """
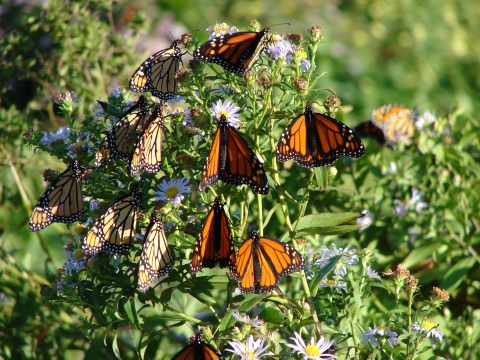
423 320 436 331
217 110 229 118
74 249 84 260
242 351 256 359
165 186 179 199
213 23 230 34
326 280 336 286
305 344 320 357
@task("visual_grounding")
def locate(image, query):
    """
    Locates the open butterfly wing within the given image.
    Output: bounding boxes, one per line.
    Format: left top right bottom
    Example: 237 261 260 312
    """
29 160 84 232
370 104 417 144
190 197 236 275
277 106 365 168
233 230 305 294
354 121 386 145
194 28 270 75
171 334 224 360
82 185 142 256
199 128 221 192
138 211 173 292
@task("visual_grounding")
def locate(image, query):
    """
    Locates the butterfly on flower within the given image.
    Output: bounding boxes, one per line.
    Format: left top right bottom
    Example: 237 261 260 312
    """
194 27 271 75
129 39 183 100
138 211 174 292
29 159 84 232
128 104 166 174
199 114 269 195
95 96 150 168
370 104 418 145
190 197 236 275
231 229 305 294
82 184 142 257
171 333 224 360
276 105 365 168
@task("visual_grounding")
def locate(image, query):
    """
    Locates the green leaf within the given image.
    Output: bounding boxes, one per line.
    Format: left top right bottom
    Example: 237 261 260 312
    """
258 307 285 324
310 255 342 297
440 256 476 292
403 242 445 269
314 167 328 190
293 212 363 229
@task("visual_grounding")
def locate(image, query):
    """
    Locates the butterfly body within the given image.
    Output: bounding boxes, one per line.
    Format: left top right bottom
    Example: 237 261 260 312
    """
129 40 182 100
82 184 142 256
190 197 236 274
199 115 269 194
29 159 84 232
194 28 270 75
231 230 305 294
171 333 224 360
138 211 173 292
95 96 150 168
129 104 165 174
276 106 365 168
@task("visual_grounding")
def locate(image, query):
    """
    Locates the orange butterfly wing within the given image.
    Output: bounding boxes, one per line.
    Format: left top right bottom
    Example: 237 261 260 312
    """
277 106 365 168
171 334 223 360
370 104 417 144
95 96 150 168
129 104 164 174
138 211 173 292
129 40 182 100
199 116 269 194
231 230 305 294
29 159 84 232
194 28 270 75
82 185 142 256
190 197 236 274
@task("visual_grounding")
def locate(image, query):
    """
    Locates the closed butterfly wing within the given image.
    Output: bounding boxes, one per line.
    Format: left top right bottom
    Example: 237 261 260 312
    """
138 211 174 292
276 106 365 168
199 115 269 194
231 230 305 294
194 28 270 75
354 121 386 145
172 333 224 360
370 104 417 144
129 104 164 174
130 40 183 100
82 184 142 256
190 197 236 275
29 159 84 232
95 96 150 168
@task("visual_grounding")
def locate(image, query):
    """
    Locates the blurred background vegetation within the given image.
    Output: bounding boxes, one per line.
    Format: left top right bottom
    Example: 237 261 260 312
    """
1 0 479 358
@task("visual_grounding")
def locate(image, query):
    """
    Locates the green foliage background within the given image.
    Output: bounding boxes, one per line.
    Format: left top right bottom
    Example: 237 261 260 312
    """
1 0 479 359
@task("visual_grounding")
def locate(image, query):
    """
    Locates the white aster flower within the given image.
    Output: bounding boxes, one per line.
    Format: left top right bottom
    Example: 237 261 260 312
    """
415 110 436 131
286 331 337 359
226 335 272 359
267 36 293 61
362 323 398 348
206 22 239 39
110 87 122 98
393 199 409 217
155 178 191 206
365 266 381 279
211 99 241 128
411 320 443 342
232 311 264 327
315 244 358 276
319 278 347 292
300 59 312 72
63 247 85 275
357 210 374 233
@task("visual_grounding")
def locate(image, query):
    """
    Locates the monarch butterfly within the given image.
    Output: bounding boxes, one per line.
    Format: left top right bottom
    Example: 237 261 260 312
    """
82 184 142 256
199 115 269 195
29 160 84 232
171 333 224 360
95 96 150 168
354 121 386 145
129 40 183 100
128 104 165 174
231 229 305 294
138 211 174 292
194 27 270 75
370 104 418 145
190 197 236 275
276 105 365 168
